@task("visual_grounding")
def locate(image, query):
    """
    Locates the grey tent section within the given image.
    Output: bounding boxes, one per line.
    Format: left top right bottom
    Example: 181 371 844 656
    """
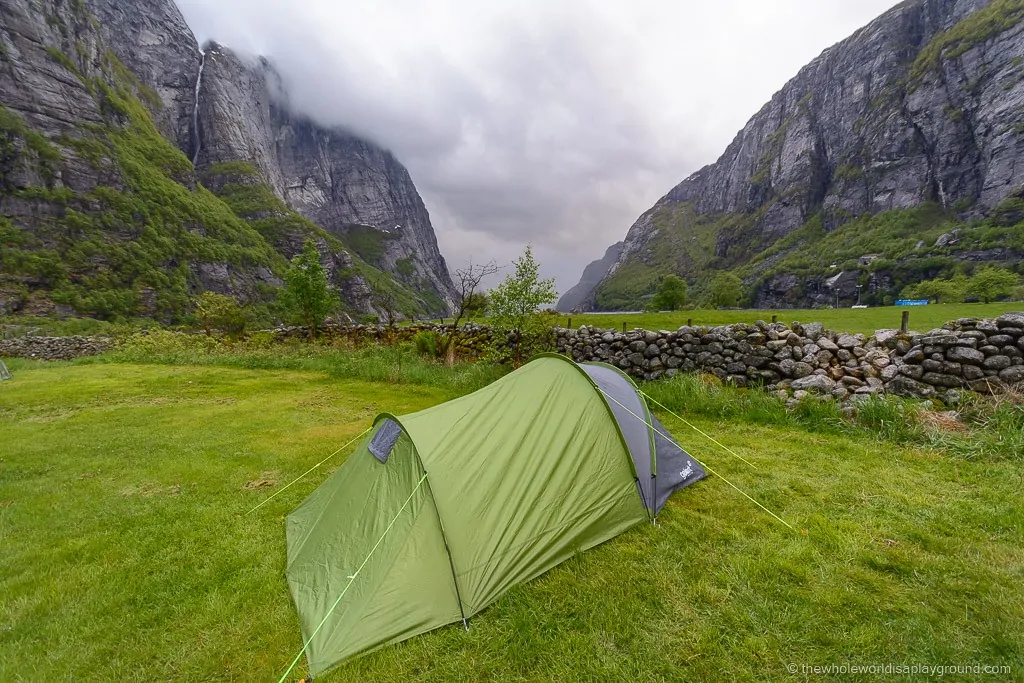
581 362 705 515
651 413 705 512
0 360 11 381
580 362 654 510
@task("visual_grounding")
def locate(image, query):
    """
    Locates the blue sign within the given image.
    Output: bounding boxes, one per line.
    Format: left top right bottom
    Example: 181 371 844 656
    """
895 299 930 306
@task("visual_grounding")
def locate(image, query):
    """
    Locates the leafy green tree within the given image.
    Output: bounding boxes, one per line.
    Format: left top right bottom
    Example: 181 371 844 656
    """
967 266 1020 304
903 274 968 304
194 292 246 336
464 291 489 318
650 275 687 311
281 239 338 340
708 272 743 309
487 245 557 365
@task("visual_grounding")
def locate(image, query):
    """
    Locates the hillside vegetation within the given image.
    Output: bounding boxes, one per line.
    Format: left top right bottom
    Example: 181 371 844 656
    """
595 200 1024 311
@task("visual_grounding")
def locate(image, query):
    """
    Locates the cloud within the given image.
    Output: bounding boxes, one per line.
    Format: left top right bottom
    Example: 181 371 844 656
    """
175 0 901 293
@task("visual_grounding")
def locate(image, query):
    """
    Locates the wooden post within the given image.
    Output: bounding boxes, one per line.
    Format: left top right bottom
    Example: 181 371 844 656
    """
771 315 778 324
567 317 572 329
901 310 910 333
622 322 627 334
687 318 693 326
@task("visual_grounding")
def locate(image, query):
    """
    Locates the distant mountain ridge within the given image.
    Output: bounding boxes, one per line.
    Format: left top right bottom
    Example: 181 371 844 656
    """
556 242 622 311
569 0 1024 310
0 0 455 320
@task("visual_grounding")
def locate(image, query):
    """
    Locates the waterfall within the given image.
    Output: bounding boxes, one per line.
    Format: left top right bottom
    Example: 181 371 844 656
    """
191 50 207 168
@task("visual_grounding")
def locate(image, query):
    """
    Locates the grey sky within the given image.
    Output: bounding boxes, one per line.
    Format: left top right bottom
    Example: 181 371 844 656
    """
175 0 901 294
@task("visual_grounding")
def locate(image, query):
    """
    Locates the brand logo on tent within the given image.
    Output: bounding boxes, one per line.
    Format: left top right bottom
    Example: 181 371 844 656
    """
679 461 694 479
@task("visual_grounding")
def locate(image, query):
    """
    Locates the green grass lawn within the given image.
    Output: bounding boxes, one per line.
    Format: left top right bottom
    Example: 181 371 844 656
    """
2 361 1023 681
550 302 1024 336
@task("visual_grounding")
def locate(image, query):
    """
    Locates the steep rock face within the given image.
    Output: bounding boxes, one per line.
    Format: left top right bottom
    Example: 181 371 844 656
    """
1 0 456 318
0 0 113 192
194 44 456 313
586 0 1024 309
556 242 623 311
0 0 284 319
86 0 200 150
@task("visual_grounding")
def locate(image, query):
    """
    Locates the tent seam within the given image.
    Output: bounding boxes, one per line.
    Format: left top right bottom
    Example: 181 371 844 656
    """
528 353 652 522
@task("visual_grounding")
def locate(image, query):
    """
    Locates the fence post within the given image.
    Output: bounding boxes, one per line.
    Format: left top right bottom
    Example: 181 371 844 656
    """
687 318 692 326
901 310 910 333
622 322 626 334
567 317 572 329
771 315 778 324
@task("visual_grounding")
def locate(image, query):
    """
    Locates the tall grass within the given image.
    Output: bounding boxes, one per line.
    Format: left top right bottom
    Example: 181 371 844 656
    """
92 330 507 396
64 330 1024 461
642 373 1022 461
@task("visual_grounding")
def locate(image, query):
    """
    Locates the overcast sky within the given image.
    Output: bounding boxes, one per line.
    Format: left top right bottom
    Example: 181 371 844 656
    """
176 0 901 295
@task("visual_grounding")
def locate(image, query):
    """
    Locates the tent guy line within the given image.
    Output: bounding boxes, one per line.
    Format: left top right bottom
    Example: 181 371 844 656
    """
277 473 430 683
247 425 374 515
596 388 796 533
639 390 760 471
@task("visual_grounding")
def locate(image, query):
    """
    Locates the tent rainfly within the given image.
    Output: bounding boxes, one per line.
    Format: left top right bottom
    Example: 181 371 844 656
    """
0 359 11 381
285 354 705 675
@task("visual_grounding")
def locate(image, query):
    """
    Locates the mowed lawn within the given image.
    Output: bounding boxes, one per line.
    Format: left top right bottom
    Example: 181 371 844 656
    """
556 303 1024 336
1 362 1022 682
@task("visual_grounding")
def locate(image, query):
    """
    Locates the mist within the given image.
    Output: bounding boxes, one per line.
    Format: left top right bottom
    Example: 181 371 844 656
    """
175 0 901 294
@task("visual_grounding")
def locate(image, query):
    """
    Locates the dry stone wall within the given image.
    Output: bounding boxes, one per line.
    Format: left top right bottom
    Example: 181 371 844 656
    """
0 336 111 361
555 313 1024 403
4 314 1023 405
271 322 496 357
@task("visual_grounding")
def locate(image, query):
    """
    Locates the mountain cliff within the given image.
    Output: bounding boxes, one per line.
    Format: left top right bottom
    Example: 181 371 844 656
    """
576 0 1024 310
0 0 454 320
556 242 622 311
193 44 455 313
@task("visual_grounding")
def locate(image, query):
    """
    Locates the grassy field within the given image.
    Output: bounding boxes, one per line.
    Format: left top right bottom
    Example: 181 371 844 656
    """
2 360 1023 681
548 302 1024 336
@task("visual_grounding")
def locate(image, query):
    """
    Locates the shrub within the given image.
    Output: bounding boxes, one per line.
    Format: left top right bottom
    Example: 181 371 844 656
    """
194 292 246 336
412 330 440 358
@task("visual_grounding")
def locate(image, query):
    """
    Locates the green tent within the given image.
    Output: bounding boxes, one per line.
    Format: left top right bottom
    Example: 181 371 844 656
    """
285 354 705 675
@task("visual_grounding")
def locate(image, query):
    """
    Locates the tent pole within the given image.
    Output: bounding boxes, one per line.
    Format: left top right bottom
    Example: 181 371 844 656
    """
651 474 657 526
422 471 470 630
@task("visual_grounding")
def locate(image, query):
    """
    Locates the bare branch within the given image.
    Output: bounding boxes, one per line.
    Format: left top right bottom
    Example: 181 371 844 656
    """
451 260 499 327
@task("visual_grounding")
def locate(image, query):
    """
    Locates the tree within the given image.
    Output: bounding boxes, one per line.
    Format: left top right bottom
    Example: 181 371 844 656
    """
967 266 1020 304
464 291 489 318
194 292 246 336
281 239 338 340
487 246 557 365
903 274 968 304
650 275 687 311
708 272 743 309
373 289 401 327
441 260 499 364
